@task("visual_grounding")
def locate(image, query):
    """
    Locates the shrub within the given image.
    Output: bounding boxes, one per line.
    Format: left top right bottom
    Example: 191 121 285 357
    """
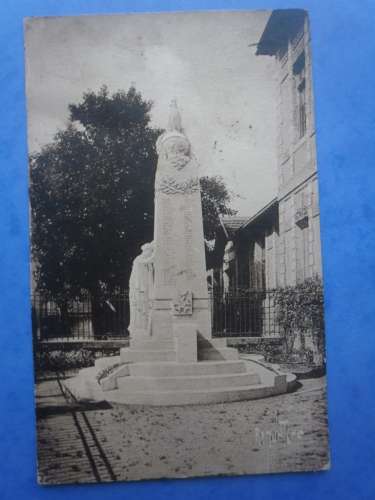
273 276 325 367
34 348 96 373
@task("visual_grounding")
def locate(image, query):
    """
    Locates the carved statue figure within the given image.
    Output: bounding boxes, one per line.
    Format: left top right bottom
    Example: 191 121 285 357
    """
128 241 155 337
167 98 183 132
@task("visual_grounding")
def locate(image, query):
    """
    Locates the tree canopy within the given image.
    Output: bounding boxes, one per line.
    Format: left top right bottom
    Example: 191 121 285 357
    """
30 86 236 302
200 175 236 241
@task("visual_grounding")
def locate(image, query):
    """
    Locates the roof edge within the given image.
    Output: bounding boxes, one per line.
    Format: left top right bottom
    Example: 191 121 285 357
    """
240 197 278 231
256 9 307 56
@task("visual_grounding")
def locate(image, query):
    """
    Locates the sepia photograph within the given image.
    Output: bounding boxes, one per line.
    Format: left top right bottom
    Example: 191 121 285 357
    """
25 9 330 484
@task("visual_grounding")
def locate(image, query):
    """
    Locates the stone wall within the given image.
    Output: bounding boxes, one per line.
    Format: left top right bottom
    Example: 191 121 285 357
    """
275 15 322 287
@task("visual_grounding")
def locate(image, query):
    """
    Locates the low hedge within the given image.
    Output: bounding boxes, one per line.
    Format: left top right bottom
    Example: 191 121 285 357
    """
34 348 96 372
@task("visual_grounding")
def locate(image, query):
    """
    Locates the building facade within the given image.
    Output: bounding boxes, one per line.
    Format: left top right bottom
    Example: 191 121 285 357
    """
257 9 322 286
212 201 279 295
209 201 280 337
208 10 323 338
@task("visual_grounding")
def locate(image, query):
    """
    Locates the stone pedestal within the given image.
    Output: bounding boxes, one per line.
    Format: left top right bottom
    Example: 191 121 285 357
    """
174 323 197 363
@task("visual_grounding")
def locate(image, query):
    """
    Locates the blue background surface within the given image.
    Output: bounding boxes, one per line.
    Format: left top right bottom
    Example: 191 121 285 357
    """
1 0 374 499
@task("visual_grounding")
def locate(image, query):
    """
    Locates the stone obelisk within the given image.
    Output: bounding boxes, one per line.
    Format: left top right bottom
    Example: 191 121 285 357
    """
150 101 211 354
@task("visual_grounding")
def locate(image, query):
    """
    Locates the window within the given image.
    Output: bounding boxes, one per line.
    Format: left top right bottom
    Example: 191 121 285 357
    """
280 75 291 156
295 187 310 282
249 240 265 291
296 223 310 283
277 43 288 66
293 52 307 139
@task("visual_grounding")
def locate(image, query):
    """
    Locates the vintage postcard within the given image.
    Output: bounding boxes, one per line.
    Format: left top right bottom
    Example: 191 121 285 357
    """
25 9 330 484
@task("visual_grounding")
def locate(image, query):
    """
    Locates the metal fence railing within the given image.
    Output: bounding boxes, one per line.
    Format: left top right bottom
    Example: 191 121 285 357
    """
31 289 280 342
210 290 279 338
31 292 130 342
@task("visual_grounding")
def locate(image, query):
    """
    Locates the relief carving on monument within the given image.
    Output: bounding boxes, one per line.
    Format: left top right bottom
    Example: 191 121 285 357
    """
155 101 200 196
156 176 200 196
171 290 193 316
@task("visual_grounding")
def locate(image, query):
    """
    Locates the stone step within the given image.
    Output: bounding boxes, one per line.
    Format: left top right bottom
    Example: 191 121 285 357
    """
197 337 227 349
77 366 97 378
108 383 278 406
117 371 260 392
120 347 176 363
65 360 291 406
130 338 175 351
94 355 121 370
129 338 227 353
198 347 239 361
100 364 130 391
129 360 246 377
65 367 102 401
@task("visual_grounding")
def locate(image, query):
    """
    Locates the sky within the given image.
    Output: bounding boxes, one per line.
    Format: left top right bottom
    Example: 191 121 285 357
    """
25 10 278 217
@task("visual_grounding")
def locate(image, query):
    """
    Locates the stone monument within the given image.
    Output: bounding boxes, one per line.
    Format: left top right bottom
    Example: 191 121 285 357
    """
147 100 211 357
65 101 294 405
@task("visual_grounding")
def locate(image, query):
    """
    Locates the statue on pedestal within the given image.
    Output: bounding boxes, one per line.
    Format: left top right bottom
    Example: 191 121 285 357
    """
67 97 289 409
128 241 155 338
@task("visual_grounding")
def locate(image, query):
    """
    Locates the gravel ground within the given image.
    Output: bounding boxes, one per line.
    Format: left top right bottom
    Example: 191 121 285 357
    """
35 375 329 484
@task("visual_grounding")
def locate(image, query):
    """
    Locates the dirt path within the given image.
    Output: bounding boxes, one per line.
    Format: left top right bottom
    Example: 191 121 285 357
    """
35 376 329 484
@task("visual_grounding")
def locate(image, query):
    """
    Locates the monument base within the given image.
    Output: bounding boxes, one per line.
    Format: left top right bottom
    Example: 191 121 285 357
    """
63 337 297 406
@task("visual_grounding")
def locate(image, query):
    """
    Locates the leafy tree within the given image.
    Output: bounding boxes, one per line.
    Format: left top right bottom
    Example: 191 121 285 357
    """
30 87 159 302
200 175 237 241
30 86 236 334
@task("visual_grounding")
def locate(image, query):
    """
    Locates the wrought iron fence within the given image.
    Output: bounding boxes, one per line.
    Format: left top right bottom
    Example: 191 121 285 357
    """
211 290 279 337
32 292 130 341
31 289 279 342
